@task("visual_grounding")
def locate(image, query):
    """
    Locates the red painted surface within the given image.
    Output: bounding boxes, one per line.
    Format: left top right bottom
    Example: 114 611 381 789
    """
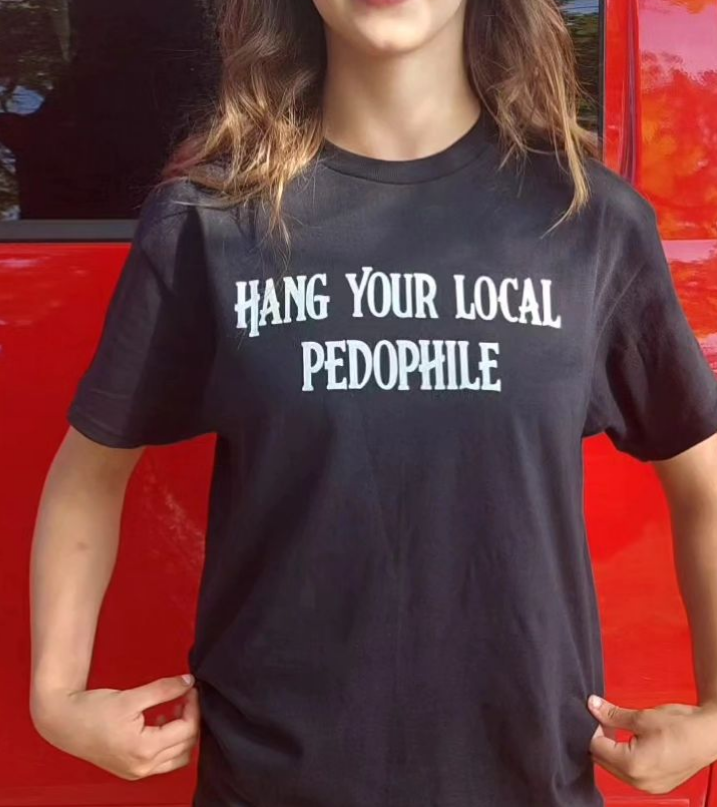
595 0 717 805
1 0 716 804
0 250 212 805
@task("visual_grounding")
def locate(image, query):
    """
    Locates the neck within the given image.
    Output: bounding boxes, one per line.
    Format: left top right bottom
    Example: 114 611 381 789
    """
320 10 481 161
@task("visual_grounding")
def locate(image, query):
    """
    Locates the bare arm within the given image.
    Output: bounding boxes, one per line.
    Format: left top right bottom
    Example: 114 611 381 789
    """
29 426 199 780
588 431 717 794
30 426 142 708
653 431 717 708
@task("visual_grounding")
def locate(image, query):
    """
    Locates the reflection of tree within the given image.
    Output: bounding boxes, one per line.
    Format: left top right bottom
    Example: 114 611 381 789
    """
558 2 601 132
566 14 600 131
0 0 67 108
0 144 16 219
670 248 717 337
0 0 600 220
644 0 713 12
640 52 717 238
0 0 218 220
0 0 70 215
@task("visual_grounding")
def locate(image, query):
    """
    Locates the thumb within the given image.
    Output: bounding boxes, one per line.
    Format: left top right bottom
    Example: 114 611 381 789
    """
587 694 641 733
124 673 195 713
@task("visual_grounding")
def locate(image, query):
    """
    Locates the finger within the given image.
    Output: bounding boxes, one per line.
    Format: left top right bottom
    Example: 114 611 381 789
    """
148 749 194 776
140 711 199 764
148 687 200 740
590 719 618 743
589 723 620 755
123 675 195 714
588 695 642 733
139 701 200 755
590 731 639 770
603 723 619 741
163 700 185 722
181 687 201 724
151 734 198 766
591 746 630 782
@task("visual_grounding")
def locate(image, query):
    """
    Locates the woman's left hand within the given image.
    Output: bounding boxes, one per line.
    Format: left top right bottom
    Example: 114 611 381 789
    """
587 694 717 795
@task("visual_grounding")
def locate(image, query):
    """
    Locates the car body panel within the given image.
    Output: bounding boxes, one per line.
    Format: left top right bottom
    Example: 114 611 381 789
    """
1 0 716 803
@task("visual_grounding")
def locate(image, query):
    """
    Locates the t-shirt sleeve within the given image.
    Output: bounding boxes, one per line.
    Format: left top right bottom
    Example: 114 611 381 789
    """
584 202 717 462
66 179 216 448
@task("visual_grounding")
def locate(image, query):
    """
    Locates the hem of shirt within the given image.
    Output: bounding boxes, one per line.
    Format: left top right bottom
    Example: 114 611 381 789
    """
630 403 717 463
67 404 212 449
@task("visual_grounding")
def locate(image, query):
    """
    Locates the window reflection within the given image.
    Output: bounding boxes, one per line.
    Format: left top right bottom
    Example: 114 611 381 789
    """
561 0 602 133
0 0 602 228
0 0 218 223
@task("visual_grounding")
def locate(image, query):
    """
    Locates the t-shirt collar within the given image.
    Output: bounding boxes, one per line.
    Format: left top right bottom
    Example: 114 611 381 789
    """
318 108 497 184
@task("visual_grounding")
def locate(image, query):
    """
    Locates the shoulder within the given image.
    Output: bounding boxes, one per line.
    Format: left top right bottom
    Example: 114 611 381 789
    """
514 146 667 312
134 177 218 260
580 158 666 285
518 146 660 256
522 144 654 222
136 177 212 230
581 156 657 232
128 178 222 292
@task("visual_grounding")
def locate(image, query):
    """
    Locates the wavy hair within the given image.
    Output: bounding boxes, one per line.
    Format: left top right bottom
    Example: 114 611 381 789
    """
163 0 599 254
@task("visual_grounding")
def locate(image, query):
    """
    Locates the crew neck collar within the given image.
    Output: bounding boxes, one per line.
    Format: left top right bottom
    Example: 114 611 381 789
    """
318 108 497 184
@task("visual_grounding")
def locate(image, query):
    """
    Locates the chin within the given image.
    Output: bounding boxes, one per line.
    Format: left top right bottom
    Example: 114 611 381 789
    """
313 0 464 57
351 21 433 56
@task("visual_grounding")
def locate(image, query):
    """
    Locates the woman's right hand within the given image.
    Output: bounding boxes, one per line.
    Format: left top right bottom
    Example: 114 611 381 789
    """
30 674 200 780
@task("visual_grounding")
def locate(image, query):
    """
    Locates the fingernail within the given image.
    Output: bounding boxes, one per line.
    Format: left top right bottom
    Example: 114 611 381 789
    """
182 674 194 685
588 695 602 710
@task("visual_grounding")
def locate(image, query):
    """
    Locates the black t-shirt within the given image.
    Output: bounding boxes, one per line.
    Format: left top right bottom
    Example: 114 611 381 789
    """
67 111 717 807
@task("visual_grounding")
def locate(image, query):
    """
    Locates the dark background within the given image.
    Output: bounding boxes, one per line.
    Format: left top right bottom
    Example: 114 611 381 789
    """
0 0 600 225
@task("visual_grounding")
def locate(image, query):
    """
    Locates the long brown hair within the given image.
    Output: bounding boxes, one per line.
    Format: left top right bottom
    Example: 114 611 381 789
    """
163 0 598 252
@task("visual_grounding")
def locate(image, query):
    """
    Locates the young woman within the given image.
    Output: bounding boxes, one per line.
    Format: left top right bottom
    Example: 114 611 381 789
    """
29 1 717 806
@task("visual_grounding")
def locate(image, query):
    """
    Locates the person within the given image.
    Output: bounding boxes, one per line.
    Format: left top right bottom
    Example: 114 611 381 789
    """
28 0 717 806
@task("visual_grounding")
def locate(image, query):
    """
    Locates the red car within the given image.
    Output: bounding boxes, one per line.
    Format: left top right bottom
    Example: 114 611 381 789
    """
1 0 716 805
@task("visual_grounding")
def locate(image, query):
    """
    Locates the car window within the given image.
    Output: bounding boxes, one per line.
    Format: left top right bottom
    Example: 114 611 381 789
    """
0 0 602 240
562 0 602 134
